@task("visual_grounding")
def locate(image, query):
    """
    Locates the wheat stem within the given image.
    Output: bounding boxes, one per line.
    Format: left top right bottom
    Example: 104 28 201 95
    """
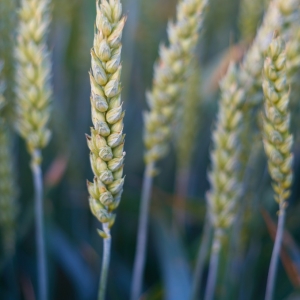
191 213 212 300
98 223 111 300
31 149 47 300
131 162 154 300
265 203 285 300
204 230 222 300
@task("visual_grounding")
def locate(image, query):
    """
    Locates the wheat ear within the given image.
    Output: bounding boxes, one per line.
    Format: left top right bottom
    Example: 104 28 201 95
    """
86 1 126 299
131 1 208 299
262 34 293 300
204 63 244 300
14 1 52 299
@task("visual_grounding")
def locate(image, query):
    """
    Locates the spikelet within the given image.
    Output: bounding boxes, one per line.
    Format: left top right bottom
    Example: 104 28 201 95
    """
206 63 244 230
15 0 52 158
0 123 18 256
240 0 299 109
238 0 267 42
144 0 208 169
86 0 126 232
262 35 293 204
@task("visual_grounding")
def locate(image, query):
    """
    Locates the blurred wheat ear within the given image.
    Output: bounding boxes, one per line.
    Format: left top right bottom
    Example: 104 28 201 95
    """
14 0 53 299
204 63 244 300
86 1 126 299
131 1 209 299
262 34 293 300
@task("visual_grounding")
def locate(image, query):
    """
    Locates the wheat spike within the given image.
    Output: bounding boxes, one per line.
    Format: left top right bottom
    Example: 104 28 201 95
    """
87 0 126 233
262 35 293 205
207 63 244 230
262 33 293 300
144 0 208 170
15 0 52 159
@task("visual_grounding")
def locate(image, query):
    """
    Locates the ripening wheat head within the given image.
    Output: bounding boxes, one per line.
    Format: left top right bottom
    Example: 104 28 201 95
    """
262 35 293 204
15 0 52 157
207 63 244 230
144 0 208 170
86 0 126 234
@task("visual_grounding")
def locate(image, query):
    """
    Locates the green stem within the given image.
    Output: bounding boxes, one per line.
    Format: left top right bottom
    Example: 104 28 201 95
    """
31 149 47 300
191 213 212 300
98 223 111 300
265 203 286 300
131 162 154 300
204 229 222 300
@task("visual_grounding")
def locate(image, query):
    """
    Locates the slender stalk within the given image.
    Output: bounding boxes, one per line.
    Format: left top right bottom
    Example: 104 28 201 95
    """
204 230 222 300
191 213 212 300
98 223 111 300
131 162 154 300
265 204 286 300
31 149 47 300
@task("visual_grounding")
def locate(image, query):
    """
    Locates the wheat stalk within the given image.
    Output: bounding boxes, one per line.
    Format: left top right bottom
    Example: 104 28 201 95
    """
204 63 244 300
86 1 126 299
131 1 208 299
14 1 52 299
262 34 293 300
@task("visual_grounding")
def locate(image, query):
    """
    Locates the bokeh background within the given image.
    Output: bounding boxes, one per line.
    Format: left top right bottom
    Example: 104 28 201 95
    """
1 0 300 299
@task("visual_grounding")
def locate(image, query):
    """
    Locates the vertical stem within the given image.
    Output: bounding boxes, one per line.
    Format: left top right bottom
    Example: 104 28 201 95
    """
204 230 222 300
265 204 286 300
191 213 212 300
98 223 111 300
131 162 154 300
31 149 47 300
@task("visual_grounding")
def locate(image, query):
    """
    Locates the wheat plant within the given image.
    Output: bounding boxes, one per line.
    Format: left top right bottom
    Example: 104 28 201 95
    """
14 0 52 299
262 34 293 300
86 1 126 299
131 1 208 299
204 63 244 300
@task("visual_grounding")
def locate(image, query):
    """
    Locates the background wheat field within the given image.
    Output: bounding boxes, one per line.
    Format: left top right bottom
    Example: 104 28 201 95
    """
1 0 300 299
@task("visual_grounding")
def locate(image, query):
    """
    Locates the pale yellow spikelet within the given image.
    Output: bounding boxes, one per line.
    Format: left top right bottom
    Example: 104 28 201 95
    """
87 0 126 231
262 35 293 204
15 0 52 157
144 0 208 170
207 63 244 230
